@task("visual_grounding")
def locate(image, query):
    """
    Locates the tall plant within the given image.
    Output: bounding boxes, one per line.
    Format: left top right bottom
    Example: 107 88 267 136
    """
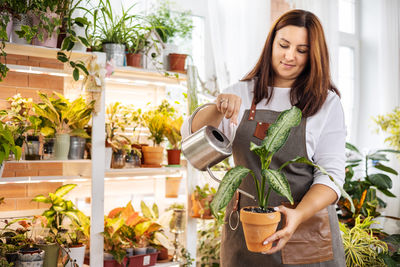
210 107 354 216
338 143 400 225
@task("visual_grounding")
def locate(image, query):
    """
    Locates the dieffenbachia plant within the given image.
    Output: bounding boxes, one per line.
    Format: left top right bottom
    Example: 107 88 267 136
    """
210 106 355 217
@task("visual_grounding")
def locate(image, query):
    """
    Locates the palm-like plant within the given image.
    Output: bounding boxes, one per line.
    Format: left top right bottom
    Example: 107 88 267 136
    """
340 216 388 267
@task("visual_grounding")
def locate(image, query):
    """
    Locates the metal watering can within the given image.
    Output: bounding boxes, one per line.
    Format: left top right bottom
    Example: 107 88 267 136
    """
181 103 256 200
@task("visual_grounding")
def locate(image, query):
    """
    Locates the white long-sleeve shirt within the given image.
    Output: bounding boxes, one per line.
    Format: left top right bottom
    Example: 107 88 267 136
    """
182 80 347 200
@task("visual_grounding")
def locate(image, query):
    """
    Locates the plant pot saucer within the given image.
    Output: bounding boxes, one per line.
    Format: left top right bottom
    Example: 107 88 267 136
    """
157 255 173 263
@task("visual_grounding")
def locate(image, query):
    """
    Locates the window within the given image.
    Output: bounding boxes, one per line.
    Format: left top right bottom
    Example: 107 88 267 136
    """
338 0 359 140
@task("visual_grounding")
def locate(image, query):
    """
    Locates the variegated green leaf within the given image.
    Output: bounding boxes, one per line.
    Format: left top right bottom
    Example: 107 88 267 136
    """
250 141 267 158
55 184 77 197
262 169 293 204
210 166 251 217
32 195 50 203
278 156 355 213
262 106 301 153
152 203 159 218
141 200 156 219
65 210 80 223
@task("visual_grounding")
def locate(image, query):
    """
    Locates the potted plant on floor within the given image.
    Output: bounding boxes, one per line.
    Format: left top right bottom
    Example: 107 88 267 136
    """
146 1 193 72
209 106 354 252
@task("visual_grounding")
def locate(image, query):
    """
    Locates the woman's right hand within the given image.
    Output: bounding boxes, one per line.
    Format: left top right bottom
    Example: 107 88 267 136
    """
216 94 242 125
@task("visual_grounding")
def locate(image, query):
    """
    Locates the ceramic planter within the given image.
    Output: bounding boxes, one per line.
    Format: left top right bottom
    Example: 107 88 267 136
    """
0 12 13 41
12 14 32 44
103 43 125 66
68 136 86 159
142 146 163 167
168 53 187 72
133 247 147 255
240 207 281 252
17 248 45 267
126 53 142 67
35 243 59 267
166 149 181 165
55 133 70 160
62 244 86 267
31 12 59 48
165 176 182 198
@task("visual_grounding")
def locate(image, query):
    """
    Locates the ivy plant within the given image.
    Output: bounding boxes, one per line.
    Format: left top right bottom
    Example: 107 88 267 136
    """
210 106 355 216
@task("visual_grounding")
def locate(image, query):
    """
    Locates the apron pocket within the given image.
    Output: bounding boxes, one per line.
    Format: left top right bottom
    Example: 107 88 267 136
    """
281 205 334 265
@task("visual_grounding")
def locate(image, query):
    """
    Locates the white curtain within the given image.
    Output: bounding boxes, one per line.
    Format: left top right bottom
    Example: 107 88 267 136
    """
287 0 339 83
207 0 271 91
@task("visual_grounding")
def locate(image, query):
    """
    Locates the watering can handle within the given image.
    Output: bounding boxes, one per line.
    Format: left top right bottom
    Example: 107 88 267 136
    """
188 103 215 135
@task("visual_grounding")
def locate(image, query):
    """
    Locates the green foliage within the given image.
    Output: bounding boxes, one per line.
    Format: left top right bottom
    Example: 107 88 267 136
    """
147 0 193 44
32 184 90 246
0 122 22 166
375 107 400 152
211 107 354 216
340 216 388 267
142 100 177 146
32 92 94 137
164 116 183 149
197 213 224 267
0 11 10 81
338 142 400 226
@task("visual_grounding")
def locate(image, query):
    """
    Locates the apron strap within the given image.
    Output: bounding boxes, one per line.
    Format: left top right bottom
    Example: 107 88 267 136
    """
248 98 257 121
232 191 240 211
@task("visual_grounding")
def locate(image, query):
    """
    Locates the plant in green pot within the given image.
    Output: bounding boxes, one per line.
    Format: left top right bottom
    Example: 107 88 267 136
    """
32 91 95 160
32 183 90 267
209 106 354 253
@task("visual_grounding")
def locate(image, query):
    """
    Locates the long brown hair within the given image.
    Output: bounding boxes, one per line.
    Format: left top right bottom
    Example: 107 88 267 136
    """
242 9 340 117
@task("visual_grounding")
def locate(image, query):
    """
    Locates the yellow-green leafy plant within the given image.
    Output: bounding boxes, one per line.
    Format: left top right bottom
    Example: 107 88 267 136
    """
164 116 183 149
32 92 95 138
374 107 400 152
142 100 176 146
340 216 388 267
0 121 22 166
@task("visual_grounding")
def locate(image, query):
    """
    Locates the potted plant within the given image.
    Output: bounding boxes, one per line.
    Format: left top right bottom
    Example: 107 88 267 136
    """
164 116 183 165
108 134 131 169
209 107 354 252
0 121 22 176
190 184 216 219
142 100 175 167
338 142 400 226
32 183 90 267
84 0 138 66
126 30 150 68
6 0 32 44
146 1 193 72
60 219 90 267
33 91 95 160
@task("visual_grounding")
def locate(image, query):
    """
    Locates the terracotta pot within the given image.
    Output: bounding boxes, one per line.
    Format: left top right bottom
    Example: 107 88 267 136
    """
126 53 142 67
165 176 182 198
167 149 181 165
142 146 163 167
240 207 281 252
190 193 213 219
157 247 168 260
168 53 187 72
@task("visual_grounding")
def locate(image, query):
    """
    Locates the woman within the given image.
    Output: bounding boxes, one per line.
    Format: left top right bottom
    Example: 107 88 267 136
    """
182 9 346 266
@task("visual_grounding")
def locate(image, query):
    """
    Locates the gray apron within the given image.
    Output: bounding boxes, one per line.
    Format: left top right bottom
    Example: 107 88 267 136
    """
220 102 345 267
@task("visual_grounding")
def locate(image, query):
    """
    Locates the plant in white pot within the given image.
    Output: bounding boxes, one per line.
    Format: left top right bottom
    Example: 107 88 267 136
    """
210 106 355 252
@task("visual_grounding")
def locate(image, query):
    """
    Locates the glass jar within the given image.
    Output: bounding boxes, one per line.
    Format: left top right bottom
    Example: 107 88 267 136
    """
111 149 126 169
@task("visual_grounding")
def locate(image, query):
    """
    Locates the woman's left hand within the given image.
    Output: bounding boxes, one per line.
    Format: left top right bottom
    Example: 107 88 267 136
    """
261 205 303 254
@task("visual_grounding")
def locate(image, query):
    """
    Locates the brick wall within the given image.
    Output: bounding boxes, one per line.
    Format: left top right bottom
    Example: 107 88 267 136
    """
0 54 65 213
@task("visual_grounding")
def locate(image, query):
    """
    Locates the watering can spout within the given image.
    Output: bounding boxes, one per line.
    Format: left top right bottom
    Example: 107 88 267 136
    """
181 103 257 201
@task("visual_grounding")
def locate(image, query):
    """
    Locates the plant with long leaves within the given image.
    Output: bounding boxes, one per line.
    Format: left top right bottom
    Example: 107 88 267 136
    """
210 106 355 216
340 216 388 267
338 143 400 226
